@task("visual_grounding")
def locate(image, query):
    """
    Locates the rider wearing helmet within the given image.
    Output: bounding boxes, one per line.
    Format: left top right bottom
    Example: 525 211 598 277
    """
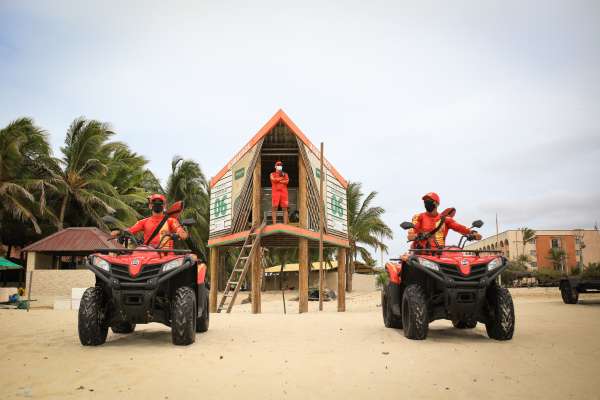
111 194 188 249
408 192 481 248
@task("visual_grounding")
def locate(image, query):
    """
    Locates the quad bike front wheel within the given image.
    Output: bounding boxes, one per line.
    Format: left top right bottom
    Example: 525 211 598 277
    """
171 286 197 345
78 287 108 346
402 284 428 340
111 322 136 334
560 283 579 304
382 283 402 329
485 285 515 340
196 288 210 333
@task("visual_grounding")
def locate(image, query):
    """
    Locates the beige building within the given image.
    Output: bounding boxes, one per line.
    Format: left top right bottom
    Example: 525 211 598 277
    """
465 229 600 272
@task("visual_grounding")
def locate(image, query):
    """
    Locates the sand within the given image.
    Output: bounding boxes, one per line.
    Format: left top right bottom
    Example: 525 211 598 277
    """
1 288 600 400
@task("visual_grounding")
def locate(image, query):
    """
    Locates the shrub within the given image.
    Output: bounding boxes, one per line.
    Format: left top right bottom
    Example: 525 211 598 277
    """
375 271 388 289
582 263 600 279
535 269 562 286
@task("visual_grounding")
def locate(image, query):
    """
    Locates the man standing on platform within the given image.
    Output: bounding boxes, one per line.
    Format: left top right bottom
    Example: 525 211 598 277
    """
270 160 289 224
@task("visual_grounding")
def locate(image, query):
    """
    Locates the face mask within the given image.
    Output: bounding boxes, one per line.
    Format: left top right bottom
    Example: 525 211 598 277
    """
424 199 436 213
152 203 164 213
276 166 283 172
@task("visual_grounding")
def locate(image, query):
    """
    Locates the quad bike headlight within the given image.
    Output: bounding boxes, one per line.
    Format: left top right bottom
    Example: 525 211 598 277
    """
91 256 110 272
162 258 185 273
417 257 440 271
487 257 503 271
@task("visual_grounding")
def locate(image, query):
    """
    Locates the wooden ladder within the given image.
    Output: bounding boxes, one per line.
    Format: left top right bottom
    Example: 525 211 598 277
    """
217 222 266 313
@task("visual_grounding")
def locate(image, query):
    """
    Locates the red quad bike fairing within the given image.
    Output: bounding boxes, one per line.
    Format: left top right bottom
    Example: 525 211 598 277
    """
78 201 210 346
382 217 515 341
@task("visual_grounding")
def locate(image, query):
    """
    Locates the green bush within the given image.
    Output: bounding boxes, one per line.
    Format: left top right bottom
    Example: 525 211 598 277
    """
375 271 388 289
582 263 600 279
501 261 528 286
535 269 562 286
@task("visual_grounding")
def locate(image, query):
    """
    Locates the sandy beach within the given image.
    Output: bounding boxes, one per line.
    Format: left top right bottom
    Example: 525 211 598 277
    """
1 287 600 400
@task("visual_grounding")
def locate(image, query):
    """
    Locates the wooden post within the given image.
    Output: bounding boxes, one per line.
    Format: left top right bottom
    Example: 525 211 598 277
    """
298 152 309 313
27 270 33 312
318 142 325 311
337 247 346 312
209 246 219 313
251 156 262 313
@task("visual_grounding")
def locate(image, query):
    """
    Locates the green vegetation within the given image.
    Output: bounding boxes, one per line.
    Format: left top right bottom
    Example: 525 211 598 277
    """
0 117 208 259
346 182 393 291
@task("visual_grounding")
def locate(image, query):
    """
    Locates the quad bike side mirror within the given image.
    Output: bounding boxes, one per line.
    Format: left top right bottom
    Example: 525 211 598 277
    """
167 200 184 216
472 220 484 229
400 222 415 230
181 218 196 226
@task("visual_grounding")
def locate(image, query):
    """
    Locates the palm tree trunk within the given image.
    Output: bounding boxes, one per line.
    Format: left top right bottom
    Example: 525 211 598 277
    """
346 244 354 292
58 192 69 230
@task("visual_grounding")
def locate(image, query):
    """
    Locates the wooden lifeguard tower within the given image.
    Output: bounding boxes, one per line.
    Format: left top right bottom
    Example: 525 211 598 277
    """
208 109 350 314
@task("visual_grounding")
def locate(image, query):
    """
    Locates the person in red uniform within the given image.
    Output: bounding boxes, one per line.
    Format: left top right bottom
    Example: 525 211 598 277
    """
112 194 188 249
408 192 481 248
270 161 289 225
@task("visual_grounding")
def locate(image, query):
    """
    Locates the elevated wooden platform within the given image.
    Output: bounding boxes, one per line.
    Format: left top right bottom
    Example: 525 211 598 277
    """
208 223 349 249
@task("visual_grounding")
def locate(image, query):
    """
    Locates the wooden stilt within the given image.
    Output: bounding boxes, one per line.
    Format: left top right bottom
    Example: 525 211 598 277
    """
209 246 219 313
337 247 346 312
298 238 309 313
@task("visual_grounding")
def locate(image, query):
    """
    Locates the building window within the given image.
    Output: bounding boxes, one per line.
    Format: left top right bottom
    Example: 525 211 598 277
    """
530 239 536 245
551 238 560 248
530 250 536 257
530 262 537 269
576 250 582 256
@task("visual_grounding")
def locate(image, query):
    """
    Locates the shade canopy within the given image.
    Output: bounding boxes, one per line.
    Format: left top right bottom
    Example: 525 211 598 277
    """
0 257 23 270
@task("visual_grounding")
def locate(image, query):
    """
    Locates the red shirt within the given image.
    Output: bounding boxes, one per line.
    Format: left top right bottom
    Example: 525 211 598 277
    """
128 214 184 248
409 212 471 248
270 172 289 192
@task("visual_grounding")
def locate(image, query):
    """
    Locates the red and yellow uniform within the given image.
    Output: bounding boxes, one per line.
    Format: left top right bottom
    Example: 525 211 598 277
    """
410 212 471 248
128 215 185 249
270 171 289 208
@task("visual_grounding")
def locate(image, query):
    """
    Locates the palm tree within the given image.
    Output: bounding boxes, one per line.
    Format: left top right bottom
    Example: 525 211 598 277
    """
53 118 140 229
345 182 393 291
0 118 56 233
547 248 567 273
519 227 536 259
104 147 155 225
165 156 210 261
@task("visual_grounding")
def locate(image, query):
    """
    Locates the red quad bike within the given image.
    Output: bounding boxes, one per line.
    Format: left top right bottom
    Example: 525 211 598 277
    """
382 218 515 340
78 201 209 346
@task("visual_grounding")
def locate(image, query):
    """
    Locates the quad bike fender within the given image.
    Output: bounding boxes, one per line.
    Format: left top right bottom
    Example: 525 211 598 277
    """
385 262 403 284
196 263 207 284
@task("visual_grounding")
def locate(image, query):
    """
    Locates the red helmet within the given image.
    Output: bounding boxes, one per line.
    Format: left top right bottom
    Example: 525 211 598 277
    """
149 194 166 204
422 192 440 204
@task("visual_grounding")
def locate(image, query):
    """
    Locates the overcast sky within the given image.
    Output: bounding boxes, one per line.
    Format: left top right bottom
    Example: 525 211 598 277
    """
1 1 599 258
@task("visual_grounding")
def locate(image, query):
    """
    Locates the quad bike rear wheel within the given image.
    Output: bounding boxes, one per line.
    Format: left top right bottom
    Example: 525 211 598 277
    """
402 284 428 340
382 283 402 328
111 322 136 334
196 289 210 333
171 286 197 345
560 283 579 304
78 287 108 346
485 285 515 340
452 320 477 329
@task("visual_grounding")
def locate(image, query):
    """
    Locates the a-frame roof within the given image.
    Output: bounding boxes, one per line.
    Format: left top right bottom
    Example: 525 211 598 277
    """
209 109 348 189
